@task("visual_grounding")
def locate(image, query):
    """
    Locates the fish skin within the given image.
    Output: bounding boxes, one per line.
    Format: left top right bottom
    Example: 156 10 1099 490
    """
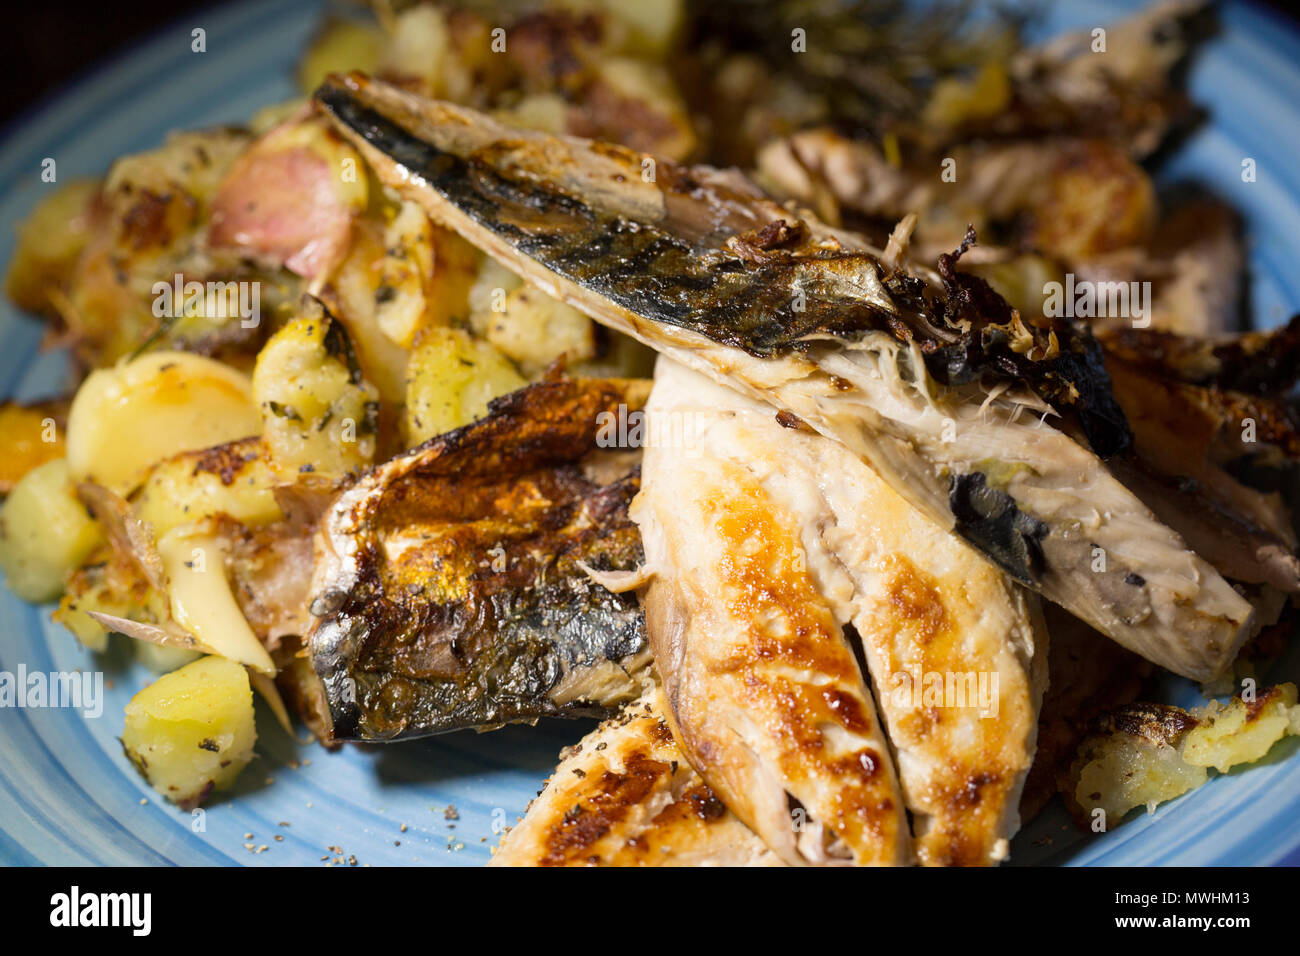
314 73 1128 457
313 75 1254 680
308 377 650 741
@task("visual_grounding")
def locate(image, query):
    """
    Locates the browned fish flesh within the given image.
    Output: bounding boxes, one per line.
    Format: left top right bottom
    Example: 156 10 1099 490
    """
635 359 1047 865
490 687 781 867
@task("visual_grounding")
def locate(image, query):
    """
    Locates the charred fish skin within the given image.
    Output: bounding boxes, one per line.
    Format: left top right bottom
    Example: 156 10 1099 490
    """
309 378 651 742
314 76 1256 681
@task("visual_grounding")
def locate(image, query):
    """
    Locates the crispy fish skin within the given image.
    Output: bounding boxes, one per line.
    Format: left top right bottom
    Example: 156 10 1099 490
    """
490 688 781 867
315 75 1254 680
632 376 911 867
642 360 1046 866
308 377 650 741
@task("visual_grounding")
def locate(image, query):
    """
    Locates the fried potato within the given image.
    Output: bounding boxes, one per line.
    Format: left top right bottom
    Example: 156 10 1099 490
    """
1068 704 1207 827
121 655 257 809
65 351 261 496
1183 683 1300 773
251 309 379 482
4 179 99 315
0 459 104 602
1068 686 1300 828
404 326 525 445
477 285 596 377
133 438 282 538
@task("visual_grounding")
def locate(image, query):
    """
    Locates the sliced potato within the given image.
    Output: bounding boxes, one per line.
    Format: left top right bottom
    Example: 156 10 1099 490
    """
121 655 256 809
65 351 261 496
404 327 525 445
133 438 282 538
0 459 104 602
251 309 379 481
157 525 275 676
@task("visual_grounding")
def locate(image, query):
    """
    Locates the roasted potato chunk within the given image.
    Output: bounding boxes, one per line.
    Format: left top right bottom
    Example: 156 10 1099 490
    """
1068 704 1207 828
4 179 99 315
121 655 257 809
0 459 104 602
1068 687 1300 829
1183 683 1300 773
404 326 525 445
133 438 282 538
251 308 379 482
65 351 261 496
477 285 596 377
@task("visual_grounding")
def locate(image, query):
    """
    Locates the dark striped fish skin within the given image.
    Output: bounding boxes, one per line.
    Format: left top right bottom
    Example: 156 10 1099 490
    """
312 75 1258 681
308 377 651 742
315 79 890 355
315 75 1128 457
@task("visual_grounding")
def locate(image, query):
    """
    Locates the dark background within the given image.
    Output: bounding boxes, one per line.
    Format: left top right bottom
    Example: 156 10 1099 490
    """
2 0 1299 125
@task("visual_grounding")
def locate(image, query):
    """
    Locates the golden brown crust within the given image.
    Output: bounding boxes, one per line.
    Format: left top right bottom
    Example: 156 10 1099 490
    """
636 409 912 865
637 360 1045 866
491 690 780 867
310 376 651 740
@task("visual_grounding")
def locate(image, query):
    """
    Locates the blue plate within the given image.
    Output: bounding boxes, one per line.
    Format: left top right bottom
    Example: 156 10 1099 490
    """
1 0 1298 866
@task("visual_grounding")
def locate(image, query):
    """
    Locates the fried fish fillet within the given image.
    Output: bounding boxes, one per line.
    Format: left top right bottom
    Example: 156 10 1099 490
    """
636 359 1047 865
308 377 651 740
315 75 1255 680
631 393 912 866
490 688 781 867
